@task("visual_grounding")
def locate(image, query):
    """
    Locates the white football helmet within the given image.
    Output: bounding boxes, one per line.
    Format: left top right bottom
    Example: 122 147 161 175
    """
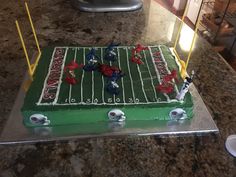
29 114 50 126
108 109 126 122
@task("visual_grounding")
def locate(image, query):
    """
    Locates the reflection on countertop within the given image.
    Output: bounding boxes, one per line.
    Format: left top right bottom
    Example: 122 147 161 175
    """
0 0 236 176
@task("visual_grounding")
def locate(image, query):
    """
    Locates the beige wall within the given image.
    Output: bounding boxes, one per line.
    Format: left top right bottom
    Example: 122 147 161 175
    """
186 0 203 24
173 0 187 10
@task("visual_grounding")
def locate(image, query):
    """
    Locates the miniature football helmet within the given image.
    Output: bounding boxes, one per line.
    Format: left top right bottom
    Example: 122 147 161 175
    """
29 114 50 125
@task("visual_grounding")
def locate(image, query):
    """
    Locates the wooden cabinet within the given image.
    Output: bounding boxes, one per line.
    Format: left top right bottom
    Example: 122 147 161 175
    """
214 0 236 13
201 13 234 35
198 0 236 52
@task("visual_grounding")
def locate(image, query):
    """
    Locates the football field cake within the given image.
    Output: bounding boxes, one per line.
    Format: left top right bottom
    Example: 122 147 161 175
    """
22 45 193 127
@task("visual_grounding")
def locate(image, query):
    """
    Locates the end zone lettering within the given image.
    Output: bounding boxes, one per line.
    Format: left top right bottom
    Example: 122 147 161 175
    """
40 48 66 102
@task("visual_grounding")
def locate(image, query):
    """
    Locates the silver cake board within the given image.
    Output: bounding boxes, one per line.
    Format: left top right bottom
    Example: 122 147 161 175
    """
0 75 218 144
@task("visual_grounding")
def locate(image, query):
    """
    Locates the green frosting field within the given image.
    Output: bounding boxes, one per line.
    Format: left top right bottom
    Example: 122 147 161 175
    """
22 45 193 127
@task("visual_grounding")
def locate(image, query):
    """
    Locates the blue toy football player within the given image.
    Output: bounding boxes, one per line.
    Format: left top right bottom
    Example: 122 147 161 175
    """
111 70 124 81
106 70 125 95
83 48 100 71
106 80 120 95
104 42 120 62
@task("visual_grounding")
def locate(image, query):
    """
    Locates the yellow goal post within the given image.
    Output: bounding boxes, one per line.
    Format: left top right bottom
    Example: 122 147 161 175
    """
173 1 201 79
16 1 200 81
15 2 41 79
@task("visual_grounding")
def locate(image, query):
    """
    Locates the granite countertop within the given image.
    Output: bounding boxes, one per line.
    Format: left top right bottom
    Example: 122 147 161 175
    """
0 0 236 176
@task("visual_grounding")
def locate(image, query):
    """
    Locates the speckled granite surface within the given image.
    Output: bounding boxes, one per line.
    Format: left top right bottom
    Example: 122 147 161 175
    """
0 0 236 176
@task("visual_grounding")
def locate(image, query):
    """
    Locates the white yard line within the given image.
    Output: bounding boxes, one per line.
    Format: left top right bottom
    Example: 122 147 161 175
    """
133 46 148 103
125 47 135 101
100 48 105 104
37 47 57 105
68 48 77 104
148 46 170 102
113 93 116 103
92 70 94 103
37 98 178 106
108 58 116 103
142 50 158 101
158 45 179 95
137 64 149 102
117 48 125 103
53 47 69 104
80 48 85 103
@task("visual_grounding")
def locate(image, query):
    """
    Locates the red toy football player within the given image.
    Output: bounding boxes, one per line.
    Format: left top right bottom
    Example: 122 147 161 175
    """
131 44 148 65
133 44 148 53
162 70 178 83
99 64 123 77
156 70 178 94
64 60 82 85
